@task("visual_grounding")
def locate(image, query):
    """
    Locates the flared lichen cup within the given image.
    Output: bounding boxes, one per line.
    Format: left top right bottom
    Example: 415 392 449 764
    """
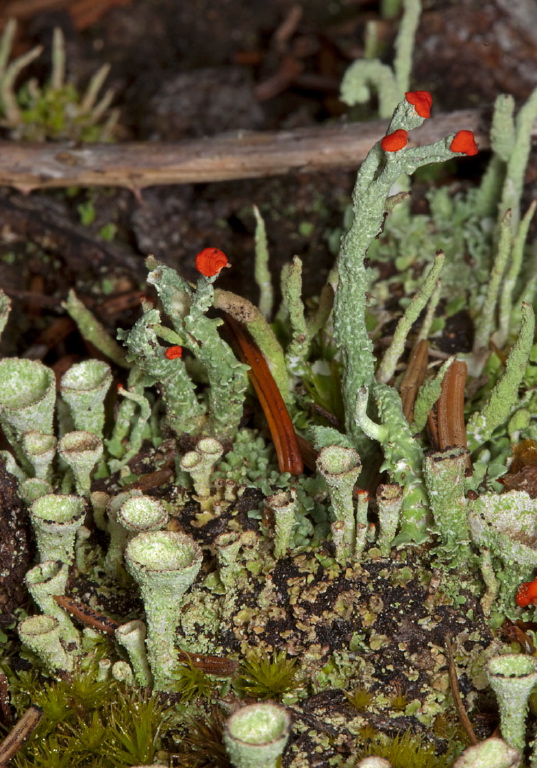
29 493 86 564
452 737 520 768
0 358 56 437
316 445 361 562
224 702 291 768
125 530 203 689
18 615 74 673
60 360 112 437
22 430 57 481
486 654 537 752
468 490 537 595
25 560 79 646
118 495 169 533
57 431 104 496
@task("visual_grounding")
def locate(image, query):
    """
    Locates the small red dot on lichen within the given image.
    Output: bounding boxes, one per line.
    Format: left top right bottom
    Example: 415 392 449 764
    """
450 130 479 156
516 578 537 607
165 345 183 360
405 91 433 119
195 247 229 277
381 129 408 152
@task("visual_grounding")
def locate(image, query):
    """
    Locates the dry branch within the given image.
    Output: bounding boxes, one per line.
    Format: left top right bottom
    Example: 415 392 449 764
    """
0 108 500 192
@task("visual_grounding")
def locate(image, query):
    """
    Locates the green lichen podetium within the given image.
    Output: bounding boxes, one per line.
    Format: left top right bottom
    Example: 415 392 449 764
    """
340 0 421 118
355 383 429 545
333 95 471 448
466 302 535 452
146 257 249 439
117 304 206 437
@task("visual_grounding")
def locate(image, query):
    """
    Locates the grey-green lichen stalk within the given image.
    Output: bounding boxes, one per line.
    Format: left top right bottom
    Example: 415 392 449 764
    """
333 93 478 448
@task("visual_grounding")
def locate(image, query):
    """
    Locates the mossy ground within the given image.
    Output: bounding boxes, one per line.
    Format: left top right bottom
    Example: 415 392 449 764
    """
1 452 510 766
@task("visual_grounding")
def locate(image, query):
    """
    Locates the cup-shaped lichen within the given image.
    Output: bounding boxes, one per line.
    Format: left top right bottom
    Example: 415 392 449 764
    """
0 358 55 439
125 530 203 690
265 490 297 559
180 451 210 497
20 478 53 504
487 654 537 752
29 493 85 564
452 737 520 768
215 531 242 590
224 702 291 768
356 759 392 768
375 483 403 556
423 447 471 560
180 436 224 499
57 430 104 495
25 560 79 646
316 445 361 562
60 360 112 437
22 430 57 481
197 436 224 466
117 495 169 533
115 619 152 687
18 615 74 673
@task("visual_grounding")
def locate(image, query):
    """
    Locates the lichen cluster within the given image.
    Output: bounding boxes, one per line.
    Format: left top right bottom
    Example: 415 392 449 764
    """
2 43 537 768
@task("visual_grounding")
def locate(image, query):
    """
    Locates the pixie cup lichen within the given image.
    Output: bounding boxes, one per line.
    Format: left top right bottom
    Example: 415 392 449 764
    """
115 619 152 687
21 431 57 482
57 430 104 496
29 493 86 564
316 445 361 563
224 702 291 768
486 654 537 752
60 359 112 437
124 530 203 690
117 495 169 533
0 359 56 472
264 490 297 559
25 560 80 646
17 615 74 674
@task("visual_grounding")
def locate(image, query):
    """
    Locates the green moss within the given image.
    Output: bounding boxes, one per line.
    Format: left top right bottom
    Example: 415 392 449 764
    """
169 706 231 768
357 729 460 768
169 660 217 703
234 649 300 701
3 665 177 768
345 686 375 712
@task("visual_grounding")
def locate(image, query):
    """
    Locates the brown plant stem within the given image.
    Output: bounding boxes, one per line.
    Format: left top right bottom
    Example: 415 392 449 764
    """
445 634 478 746
223 315 304 475
428 360 470 470
53 594 120 635
0 705 43 765
0 675 12 726
400 339 429 424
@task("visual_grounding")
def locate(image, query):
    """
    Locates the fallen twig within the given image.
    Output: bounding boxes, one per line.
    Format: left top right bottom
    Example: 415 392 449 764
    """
53 594 120 635
0 705 43 765
0 108 499 191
